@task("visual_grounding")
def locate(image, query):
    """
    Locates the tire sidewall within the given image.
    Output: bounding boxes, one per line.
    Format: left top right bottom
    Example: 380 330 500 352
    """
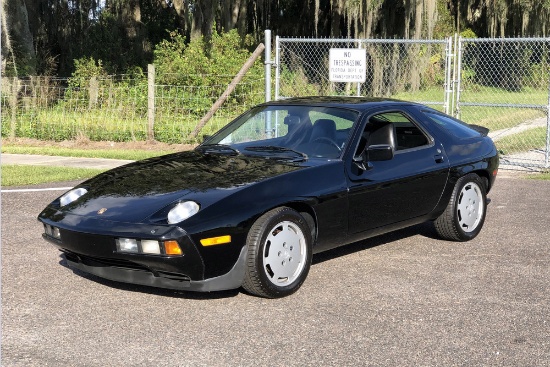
250 208 313 297
452 174 487 241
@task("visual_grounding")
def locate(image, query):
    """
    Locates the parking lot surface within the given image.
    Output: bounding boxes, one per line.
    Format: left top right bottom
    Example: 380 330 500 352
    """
2 176 549 366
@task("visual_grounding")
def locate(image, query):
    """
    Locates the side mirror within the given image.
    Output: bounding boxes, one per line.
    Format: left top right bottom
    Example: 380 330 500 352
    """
353 150 368 171
353 144 394 171
367 144 394 161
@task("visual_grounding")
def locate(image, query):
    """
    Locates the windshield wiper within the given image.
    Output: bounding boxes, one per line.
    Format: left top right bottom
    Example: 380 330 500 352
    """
197 144 240 155
244 146 308 161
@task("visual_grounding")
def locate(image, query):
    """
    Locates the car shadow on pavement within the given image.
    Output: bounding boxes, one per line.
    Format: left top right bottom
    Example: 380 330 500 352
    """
57 256 241 300
313 221 439 265
55 221 440 299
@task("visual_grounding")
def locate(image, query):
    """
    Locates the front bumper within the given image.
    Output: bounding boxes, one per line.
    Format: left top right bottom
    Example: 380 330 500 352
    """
61 246 247 292
39 217 246 292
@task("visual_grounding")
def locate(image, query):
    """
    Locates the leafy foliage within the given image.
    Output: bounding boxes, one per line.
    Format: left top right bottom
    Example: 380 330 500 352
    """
154 29 263 87
68 58 108 88
152 29 265 139
1 29 265 144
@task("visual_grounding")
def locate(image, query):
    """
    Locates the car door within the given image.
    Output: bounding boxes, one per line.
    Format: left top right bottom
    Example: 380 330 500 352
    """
346 108 450 235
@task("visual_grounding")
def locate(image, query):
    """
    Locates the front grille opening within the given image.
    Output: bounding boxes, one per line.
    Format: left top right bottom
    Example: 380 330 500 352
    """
62 251 151 272
156 271 191 282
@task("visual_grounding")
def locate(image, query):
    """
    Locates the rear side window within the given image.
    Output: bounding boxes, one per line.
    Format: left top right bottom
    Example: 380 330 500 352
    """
355 111 431 155
423 111 481 139
372 111 430 151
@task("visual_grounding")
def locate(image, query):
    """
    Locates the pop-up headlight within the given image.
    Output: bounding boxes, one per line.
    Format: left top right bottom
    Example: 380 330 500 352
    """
59 188 88 206
167 201 200 224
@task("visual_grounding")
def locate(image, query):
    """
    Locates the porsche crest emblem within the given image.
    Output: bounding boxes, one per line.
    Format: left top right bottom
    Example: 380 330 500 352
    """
97 208 108 215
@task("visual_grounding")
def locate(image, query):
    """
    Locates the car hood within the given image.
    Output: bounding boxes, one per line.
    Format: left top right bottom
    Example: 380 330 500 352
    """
51 151 304 223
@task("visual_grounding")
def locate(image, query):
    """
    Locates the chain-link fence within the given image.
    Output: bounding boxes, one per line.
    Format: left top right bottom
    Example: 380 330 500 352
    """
2 34 549 169
1 71 265 144
275 36 550 169
275 37 453 113
457 37 550 169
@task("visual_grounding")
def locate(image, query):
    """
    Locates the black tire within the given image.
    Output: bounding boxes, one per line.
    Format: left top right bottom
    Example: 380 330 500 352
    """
434 173 487 241
242 207 313 298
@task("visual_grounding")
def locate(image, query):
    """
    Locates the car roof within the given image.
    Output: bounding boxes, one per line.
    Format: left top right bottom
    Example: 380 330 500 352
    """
262 96 424 110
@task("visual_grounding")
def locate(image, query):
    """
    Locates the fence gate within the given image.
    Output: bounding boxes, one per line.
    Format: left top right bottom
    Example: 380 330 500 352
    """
456 37 550 169
274 35 550 170
275 37 453 113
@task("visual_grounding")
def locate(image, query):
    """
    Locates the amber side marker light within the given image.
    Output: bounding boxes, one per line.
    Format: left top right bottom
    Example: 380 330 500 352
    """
200 235 231 246
164 240 183 255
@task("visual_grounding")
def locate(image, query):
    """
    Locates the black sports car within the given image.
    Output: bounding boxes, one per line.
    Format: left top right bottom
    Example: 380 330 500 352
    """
38 97 499 298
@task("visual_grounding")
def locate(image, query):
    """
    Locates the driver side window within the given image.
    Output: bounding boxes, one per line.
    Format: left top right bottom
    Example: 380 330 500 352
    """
356 111 430 155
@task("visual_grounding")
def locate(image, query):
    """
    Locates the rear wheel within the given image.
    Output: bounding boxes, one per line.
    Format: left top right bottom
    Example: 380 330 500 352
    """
242 207 312 298
435 173 487 241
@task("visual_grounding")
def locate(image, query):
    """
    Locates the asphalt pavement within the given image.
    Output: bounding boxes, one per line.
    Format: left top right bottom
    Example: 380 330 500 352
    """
1 162 549 366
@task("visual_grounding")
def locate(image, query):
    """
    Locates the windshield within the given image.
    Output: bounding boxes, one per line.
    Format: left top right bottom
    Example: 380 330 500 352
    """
202 105 359 159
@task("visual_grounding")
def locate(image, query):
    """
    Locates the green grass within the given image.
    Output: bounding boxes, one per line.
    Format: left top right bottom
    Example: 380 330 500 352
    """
2 104 243 144
393 87 445 104
1 165 105 186
393 86 547 131
458 107 544 131
527 171 550 180
1 145 175 160
495 127 547 155
459 86 548 105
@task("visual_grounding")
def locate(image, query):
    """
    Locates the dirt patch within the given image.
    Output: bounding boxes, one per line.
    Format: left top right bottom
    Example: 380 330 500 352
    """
2 137 197 152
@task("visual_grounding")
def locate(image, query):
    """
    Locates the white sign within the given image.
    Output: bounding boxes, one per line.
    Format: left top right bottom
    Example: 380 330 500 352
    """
329 48 366 83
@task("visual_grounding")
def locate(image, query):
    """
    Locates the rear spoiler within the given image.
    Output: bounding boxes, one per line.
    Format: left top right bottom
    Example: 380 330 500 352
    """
469 124 489 136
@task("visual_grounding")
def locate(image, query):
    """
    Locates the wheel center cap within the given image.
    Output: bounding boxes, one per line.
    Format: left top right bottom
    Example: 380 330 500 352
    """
277 242 295 266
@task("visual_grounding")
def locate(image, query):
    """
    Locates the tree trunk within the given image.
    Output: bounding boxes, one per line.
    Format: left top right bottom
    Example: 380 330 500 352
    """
118 0 141 38
330 0 342 37
192 0 215 41
173 0 190 37
426 0 437 38
414 0 423 39
236 0 247 38
2 0 37 75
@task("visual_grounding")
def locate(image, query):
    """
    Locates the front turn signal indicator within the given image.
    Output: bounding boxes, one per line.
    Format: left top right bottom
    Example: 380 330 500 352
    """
164 240 183 255
200 235 231 246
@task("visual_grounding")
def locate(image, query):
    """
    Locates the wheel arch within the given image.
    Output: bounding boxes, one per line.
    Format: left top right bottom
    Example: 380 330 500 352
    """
472 169 491 193
282 202 318 245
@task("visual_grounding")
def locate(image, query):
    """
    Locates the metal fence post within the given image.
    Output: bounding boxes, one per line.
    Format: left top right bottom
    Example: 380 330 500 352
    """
275 36 280 101
357 40 363 97
546 77 550 168
147 64 155 141
454 35 463 119
265 30 272 103
443 36 453 115
265 30 273 137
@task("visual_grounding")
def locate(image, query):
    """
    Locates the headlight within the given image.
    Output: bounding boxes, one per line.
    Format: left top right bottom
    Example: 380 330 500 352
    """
59 188 88 206
167 201 200 224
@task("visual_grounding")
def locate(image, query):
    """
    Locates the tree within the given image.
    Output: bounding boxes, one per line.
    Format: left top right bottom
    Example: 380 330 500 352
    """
1 0 36 76
2 0 549 78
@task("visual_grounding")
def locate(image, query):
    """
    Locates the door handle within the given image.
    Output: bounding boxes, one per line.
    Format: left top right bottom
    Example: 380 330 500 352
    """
434 154 445 163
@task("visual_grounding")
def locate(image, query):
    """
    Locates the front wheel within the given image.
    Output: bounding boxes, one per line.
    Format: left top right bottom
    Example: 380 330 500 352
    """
242 207 313 298
434 173 487 241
